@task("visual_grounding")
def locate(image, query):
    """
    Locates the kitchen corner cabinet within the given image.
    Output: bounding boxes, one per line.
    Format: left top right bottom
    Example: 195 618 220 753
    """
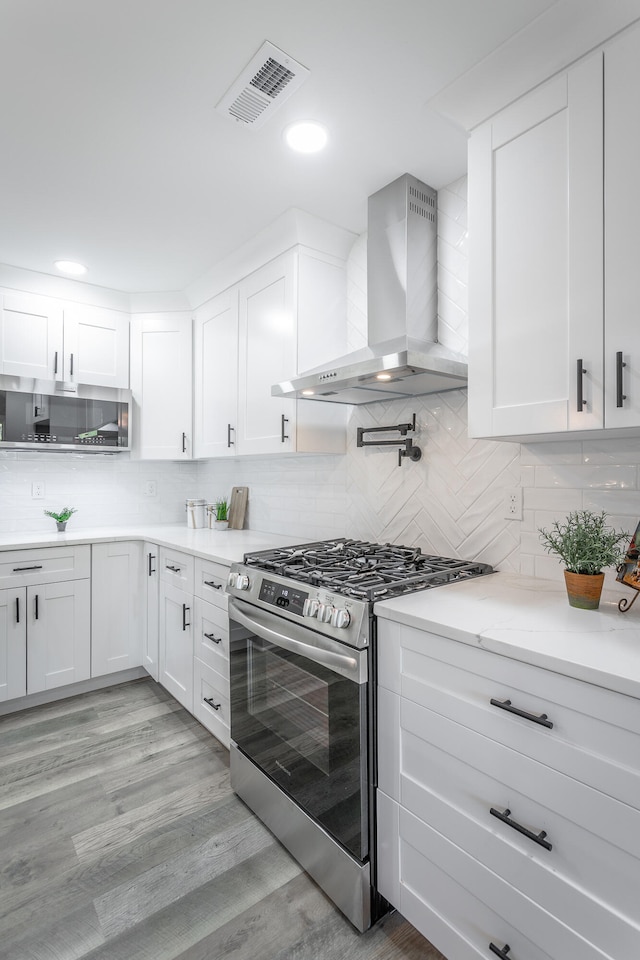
193 249 347 459
0 293 129 387
143 542 160 680
130 313 193 460
468 52 603 439
91 542 144 677
376 620 640 960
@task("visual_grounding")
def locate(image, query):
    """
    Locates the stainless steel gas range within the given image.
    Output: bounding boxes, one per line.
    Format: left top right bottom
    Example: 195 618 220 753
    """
226 539 493 932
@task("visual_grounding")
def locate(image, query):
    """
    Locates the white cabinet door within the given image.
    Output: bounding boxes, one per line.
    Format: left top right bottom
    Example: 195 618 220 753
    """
159 580 193 710
144 542 159 681
27 579 90 693
193 287 239 458
604 23 640 429
0 293 63 381
0 589 26 701
130 313 193 459
91 542 143 677
237 254 297 455
63 306 129 388
468 54 603 438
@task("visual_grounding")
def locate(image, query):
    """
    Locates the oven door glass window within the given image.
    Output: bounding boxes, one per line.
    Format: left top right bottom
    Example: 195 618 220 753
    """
231 632 368 861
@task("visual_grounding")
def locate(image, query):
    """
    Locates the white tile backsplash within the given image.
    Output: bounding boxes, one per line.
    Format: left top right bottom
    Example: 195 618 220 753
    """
2 174 640 589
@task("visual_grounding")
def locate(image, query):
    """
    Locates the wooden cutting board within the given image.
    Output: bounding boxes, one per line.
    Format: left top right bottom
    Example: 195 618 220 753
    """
228 486 248 529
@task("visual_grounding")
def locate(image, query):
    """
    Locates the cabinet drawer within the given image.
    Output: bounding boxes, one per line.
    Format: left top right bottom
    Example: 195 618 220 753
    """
193 596 228 676
0 545 90 588
193 657 229 748
392 693 640 940
398 805 606 960
194 557 228 607
159 547 194 593
379 621 640 809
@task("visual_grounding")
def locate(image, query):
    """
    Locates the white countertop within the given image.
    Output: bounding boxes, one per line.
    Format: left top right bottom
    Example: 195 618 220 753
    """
0 524 308 565
375 571 640 699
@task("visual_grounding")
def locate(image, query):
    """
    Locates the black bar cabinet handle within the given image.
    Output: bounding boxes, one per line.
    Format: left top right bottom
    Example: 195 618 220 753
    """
489 943 511 959
204 580 222 590
182 604 190 631
490 697 553 729
54 351 58 375
489 806 552 850
182 432 187 453
148 553 156 576
69 353 74 377
12 565 43 572
204 632 222 644
616 351 627 408
166 564 181 574
576 358 586 412
281 414 289 442
227 423 235 447
204 697 221 711
34 594 39 620
15 597 19 624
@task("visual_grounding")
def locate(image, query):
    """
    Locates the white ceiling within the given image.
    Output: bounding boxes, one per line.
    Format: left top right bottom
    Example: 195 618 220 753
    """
1 0 637 295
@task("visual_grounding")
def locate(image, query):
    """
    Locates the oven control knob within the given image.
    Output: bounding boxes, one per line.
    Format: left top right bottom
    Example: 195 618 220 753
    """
331 608 351 629
227 572 236 589
235 574 250 591
317 603 334 623
303 598 320 618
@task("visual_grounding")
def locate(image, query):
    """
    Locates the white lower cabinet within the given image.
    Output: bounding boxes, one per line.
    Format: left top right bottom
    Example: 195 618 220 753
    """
159 579 194 712
192 594 230 747
376 619 640 960
0 588 26 700
143 542 160 680
91 542 144 677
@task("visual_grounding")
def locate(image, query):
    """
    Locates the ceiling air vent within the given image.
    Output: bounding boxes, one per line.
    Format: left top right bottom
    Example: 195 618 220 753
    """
216 41 309 130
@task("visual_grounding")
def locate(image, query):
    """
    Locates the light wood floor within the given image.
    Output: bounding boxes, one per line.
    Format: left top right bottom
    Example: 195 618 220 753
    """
0 678 445 960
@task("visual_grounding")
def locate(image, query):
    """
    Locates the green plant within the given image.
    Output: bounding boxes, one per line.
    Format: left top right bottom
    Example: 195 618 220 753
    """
539 510 628 575
44 507 77 523
215 498 228 521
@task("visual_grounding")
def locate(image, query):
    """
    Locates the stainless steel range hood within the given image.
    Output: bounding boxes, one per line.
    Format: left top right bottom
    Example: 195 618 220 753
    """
272 173 468 405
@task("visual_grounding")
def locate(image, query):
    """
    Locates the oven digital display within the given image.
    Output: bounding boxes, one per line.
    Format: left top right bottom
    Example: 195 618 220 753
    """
258 578 308 615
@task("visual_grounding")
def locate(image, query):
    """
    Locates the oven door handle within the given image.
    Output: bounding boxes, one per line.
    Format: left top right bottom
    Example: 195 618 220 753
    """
228 598 364 683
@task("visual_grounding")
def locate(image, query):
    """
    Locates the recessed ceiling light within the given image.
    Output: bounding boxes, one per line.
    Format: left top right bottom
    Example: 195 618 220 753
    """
54 260 88 276
284 121 328 154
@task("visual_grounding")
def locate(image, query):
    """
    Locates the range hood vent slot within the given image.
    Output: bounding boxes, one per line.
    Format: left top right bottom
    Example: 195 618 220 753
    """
216 41 309 129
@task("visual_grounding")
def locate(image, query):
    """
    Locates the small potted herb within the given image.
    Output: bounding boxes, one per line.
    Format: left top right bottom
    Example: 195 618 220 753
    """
214 497 229 530
44 506 77 533
539 509 628 609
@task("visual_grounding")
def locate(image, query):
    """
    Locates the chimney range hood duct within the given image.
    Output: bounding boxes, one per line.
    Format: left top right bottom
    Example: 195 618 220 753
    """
272 173 468 405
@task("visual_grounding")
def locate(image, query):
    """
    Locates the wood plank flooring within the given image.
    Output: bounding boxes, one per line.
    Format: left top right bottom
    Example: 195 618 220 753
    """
0 678 445 960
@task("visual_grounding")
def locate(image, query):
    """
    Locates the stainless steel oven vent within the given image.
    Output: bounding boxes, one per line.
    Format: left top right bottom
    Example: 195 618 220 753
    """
216 41 309 129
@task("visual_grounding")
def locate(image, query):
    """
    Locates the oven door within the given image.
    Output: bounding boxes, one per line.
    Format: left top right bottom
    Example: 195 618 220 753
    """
228 596 369 861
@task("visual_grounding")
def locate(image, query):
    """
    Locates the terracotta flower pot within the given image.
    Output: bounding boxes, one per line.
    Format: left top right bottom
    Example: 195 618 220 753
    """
563 570 605 610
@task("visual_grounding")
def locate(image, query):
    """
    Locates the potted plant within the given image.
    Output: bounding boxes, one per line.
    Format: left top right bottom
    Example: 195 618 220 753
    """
539 509 628 609
214 497 229 530
44 506 77 533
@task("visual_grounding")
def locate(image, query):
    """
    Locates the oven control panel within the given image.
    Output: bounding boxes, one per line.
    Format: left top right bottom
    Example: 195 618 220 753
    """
258 578 308 617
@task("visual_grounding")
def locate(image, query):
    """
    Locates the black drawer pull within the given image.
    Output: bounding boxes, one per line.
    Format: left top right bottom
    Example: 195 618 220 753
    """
182 604 190 631
490 807 552 850
576 358 587 412
616 350 627 408
148 553 156 576
281 413 289 442
204 697 221 711
204 632 222 644
34 594 39 620
15 597 20 624
489 943 511 959
490 698 553 729
12 565 43 572
204 580 222 590
166 565 181 573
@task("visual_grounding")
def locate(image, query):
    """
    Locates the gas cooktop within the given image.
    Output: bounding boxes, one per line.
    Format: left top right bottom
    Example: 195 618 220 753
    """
241 538 493 602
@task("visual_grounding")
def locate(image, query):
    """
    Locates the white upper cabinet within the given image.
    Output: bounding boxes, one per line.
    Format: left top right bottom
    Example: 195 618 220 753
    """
0 293 129 387
193 287 239 459
130 313 193 460
468 53 603 439
604 21 640 430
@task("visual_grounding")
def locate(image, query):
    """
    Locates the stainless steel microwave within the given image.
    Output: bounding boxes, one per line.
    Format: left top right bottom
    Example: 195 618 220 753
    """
0 376 131 453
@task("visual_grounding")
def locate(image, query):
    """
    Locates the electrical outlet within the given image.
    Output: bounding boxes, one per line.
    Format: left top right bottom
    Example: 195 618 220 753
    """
144 481 157 497
32 481 45 499
503 487 523 520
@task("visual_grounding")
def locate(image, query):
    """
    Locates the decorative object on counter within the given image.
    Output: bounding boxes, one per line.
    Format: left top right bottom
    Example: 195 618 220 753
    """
228 485 249 529
356 413 422 466
615 519 640 612
539 510 629 610
44 506 77 532
214 497 229 530
185 498 206 528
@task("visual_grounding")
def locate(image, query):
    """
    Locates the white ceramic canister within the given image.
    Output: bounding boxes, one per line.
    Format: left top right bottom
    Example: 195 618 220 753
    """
185 498 207 529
